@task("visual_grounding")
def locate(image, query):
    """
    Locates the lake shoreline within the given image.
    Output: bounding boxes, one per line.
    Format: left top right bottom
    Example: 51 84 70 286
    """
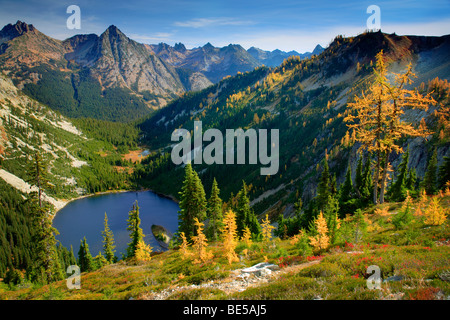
54 188 178 217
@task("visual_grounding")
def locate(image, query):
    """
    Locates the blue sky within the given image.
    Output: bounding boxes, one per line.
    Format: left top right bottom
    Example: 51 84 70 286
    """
0 0 449 52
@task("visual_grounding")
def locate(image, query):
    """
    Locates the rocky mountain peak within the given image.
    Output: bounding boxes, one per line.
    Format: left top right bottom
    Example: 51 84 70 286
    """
0 20 36 43
174 42 186 52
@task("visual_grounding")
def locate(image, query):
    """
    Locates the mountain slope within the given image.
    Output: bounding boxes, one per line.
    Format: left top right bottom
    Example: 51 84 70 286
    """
137 31 450 219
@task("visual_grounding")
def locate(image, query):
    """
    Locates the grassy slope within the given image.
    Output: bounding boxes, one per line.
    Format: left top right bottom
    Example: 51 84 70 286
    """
1 194 449 300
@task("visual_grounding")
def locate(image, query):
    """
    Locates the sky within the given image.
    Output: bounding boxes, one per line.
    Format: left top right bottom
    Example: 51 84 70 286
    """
0 0 449 53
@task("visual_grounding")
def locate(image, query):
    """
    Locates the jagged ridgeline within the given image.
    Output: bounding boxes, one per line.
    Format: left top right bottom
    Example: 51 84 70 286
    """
0 21 317 122
136 31 450 217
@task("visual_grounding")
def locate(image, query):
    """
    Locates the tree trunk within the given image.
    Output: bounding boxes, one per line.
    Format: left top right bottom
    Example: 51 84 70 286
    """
373 149 381 204
379 150 390 204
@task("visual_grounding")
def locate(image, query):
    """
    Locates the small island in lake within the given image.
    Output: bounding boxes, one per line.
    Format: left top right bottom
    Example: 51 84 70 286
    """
151 224 173 249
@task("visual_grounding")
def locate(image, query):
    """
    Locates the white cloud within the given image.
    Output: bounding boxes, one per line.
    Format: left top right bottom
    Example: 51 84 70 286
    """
174 17 254 28
128 32 174 43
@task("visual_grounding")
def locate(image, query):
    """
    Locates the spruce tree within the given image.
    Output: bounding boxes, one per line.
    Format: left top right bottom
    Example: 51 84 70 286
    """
316 159 331 210
126 200 145 258
177 164 207 240
26 151 62 283
206 178 223 241
406 167 417 194
235 181 261 239
389 147 410 201
355 156 364 196
422 149 438 195
78 237 94 272
438 156 450 191
235 181 250 237
340 165 353 203
102 212 116 264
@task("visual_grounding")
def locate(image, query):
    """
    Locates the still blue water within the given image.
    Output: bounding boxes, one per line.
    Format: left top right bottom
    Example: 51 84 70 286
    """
52 191 179 258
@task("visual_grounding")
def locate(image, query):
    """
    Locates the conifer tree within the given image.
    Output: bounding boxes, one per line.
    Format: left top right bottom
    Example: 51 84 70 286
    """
438 156 450 191
261 214 275 242
309 211 329 251
93 251 107 269
389 147 411 201
355 156 364 196
135 240 152 262
235 181 261 238
222 210 239 264
102 212 116 264
345 50 436 204
78 237 94 272
192 218 212 264
26 151 62 283
323 195 341 244
392 192 414 229
340 165 353 203
179 232 190 259
422 149 438 195
405 167 417 193
424 197 448 226
178 164 207 240
316 159 331 210
241 226 253 247
126 200 145 258
206 178 223 241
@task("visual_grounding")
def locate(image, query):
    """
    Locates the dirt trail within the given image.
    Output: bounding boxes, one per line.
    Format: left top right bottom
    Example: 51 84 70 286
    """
143 259 321 300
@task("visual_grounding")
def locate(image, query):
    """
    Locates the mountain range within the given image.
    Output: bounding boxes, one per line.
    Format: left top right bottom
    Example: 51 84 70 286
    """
0 21 322 120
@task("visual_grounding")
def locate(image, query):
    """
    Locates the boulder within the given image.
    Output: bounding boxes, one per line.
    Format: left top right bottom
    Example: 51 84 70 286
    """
241 262 280 277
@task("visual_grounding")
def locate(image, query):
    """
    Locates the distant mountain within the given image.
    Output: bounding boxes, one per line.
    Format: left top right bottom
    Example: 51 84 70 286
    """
247 45 324 67
0 21 316 120
147 42 262 83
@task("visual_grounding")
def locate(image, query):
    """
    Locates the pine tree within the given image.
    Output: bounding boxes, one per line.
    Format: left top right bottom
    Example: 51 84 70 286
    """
126 200 145 258
222 210 239 264
206 178 223 241
102 212 116 264
422 149 438 195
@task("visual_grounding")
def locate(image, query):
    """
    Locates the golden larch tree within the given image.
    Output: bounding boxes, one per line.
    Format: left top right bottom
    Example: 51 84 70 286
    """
135 240 152 262
192 218 213 264
179 231 191 259
424 197 448 226
221 209 239 264
345 50 436 204
240 226 253 247
261 214 275 242
309 211 330 251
